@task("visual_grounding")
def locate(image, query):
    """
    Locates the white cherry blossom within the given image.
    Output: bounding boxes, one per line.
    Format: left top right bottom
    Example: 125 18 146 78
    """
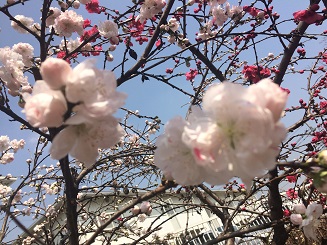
12 42 34 67
154 116 210 185
11 15 34 34
0 46 29 96
290 203 323 241
50 115 124 167
155 79 288 186
65 60 126 119
45 7 62 27
136 0 166 23
98 20 119 40
168 17 179 32
0 136 10 152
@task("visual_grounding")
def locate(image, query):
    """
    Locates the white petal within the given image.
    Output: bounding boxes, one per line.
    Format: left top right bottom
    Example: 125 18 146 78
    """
50 127 76 160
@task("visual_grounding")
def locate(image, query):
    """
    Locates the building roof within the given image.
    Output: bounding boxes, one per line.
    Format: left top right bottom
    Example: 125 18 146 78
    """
0 176 17 186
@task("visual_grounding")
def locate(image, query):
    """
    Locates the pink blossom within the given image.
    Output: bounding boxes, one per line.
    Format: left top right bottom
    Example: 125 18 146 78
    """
12 42 34 67
1 152 14 164
40 58 72 90
290 213 303 225
290 203 323 241
155 79 287 187
10 139 25 153
140 201 152 215
0 47 29 96
168 17 179 32
226 2 243 19
250 78 288 122
131 205 141 215
53 10 84 37
154 116 208 185
211 5 228 26
293 204 306 214
22 80 67 128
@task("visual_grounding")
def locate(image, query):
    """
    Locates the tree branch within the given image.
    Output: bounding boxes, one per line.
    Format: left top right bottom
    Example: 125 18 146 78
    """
116 0 175 86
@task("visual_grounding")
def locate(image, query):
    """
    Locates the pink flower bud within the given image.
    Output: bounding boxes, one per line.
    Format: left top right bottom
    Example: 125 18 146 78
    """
140 201 152 215
290 214 303 225
293 204 306 214
40 58 72 90
131 205 141 215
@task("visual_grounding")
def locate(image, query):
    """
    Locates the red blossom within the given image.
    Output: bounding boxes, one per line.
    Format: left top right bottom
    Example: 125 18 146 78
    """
297 47 306 57
185 68 198 81
320 101 327 109
155 39 162 48
166 68 173 74
243 6 260 17
85 0 101 14
286 175 297 183
322 52 327 64
80 26 99 42
128 15 145 38
283 209 291 217
293 9 324 25
286 188 298 199
242 65 271 83
83 19 91 29
281 87 290 94
56 51 71 63
91 45 102 56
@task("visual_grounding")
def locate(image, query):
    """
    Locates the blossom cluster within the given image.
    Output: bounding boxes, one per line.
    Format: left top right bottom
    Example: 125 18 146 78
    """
0 135 25 164
242 65 271 83
290 203 323 241
131 201 153 216
22 58 126 167
136 0 166 23
209 1 243 27
154 79 288 186
0 44 34 96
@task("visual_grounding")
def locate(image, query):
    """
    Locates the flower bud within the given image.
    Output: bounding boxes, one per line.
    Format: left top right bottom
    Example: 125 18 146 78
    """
131 205 141 215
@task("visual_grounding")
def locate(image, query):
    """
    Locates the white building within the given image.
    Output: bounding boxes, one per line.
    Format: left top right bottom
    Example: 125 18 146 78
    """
17 188 272 245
